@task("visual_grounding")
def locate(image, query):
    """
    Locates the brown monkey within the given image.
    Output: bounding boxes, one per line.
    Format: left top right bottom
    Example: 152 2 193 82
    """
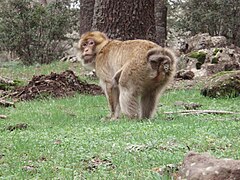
76 31 177 119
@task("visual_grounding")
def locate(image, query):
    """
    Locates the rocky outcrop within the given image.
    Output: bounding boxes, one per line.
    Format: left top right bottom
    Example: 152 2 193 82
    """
174 33 240 79
201 70 240 98
178 151 240 180
180 33 227 53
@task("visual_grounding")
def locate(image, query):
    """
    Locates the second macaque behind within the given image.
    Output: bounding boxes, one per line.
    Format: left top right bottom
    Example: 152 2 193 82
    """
76 31 177 119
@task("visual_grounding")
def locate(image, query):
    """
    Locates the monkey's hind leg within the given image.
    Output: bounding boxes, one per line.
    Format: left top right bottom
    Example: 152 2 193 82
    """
119 86 140 119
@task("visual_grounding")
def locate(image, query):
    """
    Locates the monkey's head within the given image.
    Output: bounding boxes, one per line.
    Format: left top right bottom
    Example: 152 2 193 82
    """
147 47 177 75
76 31 109 70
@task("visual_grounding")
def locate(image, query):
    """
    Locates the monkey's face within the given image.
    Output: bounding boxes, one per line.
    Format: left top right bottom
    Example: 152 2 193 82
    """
149 55 170 72
76 38 97 70
81 39 96 63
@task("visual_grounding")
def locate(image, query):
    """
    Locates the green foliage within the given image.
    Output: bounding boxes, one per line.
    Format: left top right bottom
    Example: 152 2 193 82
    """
0 0 75 65
168 0 240 46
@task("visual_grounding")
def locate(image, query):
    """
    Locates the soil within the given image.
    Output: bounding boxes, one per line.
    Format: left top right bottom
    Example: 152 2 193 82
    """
11 70 103 101
82 156 115 172
6 123 28 131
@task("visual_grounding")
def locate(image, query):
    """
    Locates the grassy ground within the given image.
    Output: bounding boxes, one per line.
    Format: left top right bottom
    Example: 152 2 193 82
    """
0 60 90 84
0 61 240 179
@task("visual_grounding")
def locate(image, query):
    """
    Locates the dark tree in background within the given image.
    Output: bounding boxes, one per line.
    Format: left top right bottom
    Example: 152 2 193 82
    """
92 0 156 42
79 0 95 35
155 0 167 46
79 0 167 44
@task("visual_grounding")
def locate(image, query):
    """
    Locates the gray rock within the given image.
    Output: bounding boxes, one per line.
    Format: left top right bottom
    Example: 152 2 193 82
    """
201 70 240 98
178 151 240 180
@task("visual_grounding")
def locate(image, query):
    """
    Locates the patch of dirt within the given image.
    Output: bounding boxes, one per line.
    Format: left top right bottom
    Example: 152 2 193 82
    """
6 123 28 131
82 156 115 172
152 163 181 179
22 165 37 173
174 101 202 110
11 70 103 101
170 77 207 90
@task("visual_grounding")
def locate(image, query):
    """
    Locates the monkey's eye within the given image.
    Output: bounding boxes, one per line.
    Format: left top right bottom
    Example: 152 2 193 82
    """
88 40 95 46
82 43 87 48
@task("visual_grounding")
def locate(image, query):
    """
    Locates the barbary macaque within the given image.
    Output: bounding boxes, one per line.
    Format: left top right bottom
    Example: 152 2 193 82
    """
76 31 177 119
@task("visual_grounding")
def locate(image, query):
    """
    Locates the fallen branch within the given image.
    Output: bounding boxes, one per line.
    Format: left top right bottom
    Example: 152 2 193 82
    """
0 99 15 107
164 110 240 115
0 115 7 119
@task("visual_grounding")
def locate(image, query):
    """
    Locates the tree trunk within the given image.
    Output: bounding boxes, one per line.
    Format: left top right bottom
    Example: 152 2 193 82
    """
155 0 167 46
92 0 156 42
79 0 95 35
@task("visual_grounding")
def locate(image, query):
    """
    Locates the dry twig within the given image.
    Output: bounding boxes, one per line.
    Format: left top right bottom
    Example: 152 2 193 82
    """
164 110 239 115
0 99 15 107
0 115 7 119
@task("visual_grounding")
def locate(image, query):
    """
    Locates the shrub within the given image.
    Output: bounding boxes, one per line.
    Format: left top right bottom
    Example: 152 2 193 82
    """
0 0 74 65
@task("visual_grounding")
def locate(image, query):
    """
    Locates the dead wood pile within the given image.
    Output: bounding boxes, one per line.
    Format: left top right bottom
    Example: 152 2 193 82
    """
12 70 103 100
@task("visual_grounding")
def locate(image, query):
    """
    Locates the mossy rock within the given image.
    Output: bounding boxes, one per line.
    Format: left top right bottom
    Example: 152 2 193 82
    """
188 51 206 64
211 57 219 64
212 48 221 56
201 70 240 98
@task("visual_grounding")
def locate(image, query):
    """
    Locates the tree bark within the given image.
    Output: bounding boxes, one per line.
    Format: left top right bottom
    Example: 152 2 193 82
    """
92 0 156 42
79 0 95 35
155 0 167 46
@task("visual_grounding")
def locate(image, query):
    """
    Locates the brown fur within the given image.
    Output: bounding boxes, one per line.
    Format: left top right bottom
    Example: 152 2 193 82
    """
76 31 177 119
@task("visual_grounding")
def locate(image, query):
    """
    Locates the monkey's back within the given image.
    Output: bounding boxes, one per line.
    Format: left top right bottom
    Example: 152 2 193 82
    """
95 39 159 82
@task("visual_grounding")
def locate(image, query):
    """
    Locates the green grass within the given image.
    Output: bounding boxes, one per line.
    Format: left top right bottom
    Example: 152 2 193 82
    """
0 60 94 84
0 61 240 179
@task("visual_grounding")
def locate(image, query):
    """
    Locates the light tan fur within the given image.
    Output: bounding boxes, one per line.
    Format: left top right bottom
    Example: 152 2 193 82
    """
76 31 177 119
